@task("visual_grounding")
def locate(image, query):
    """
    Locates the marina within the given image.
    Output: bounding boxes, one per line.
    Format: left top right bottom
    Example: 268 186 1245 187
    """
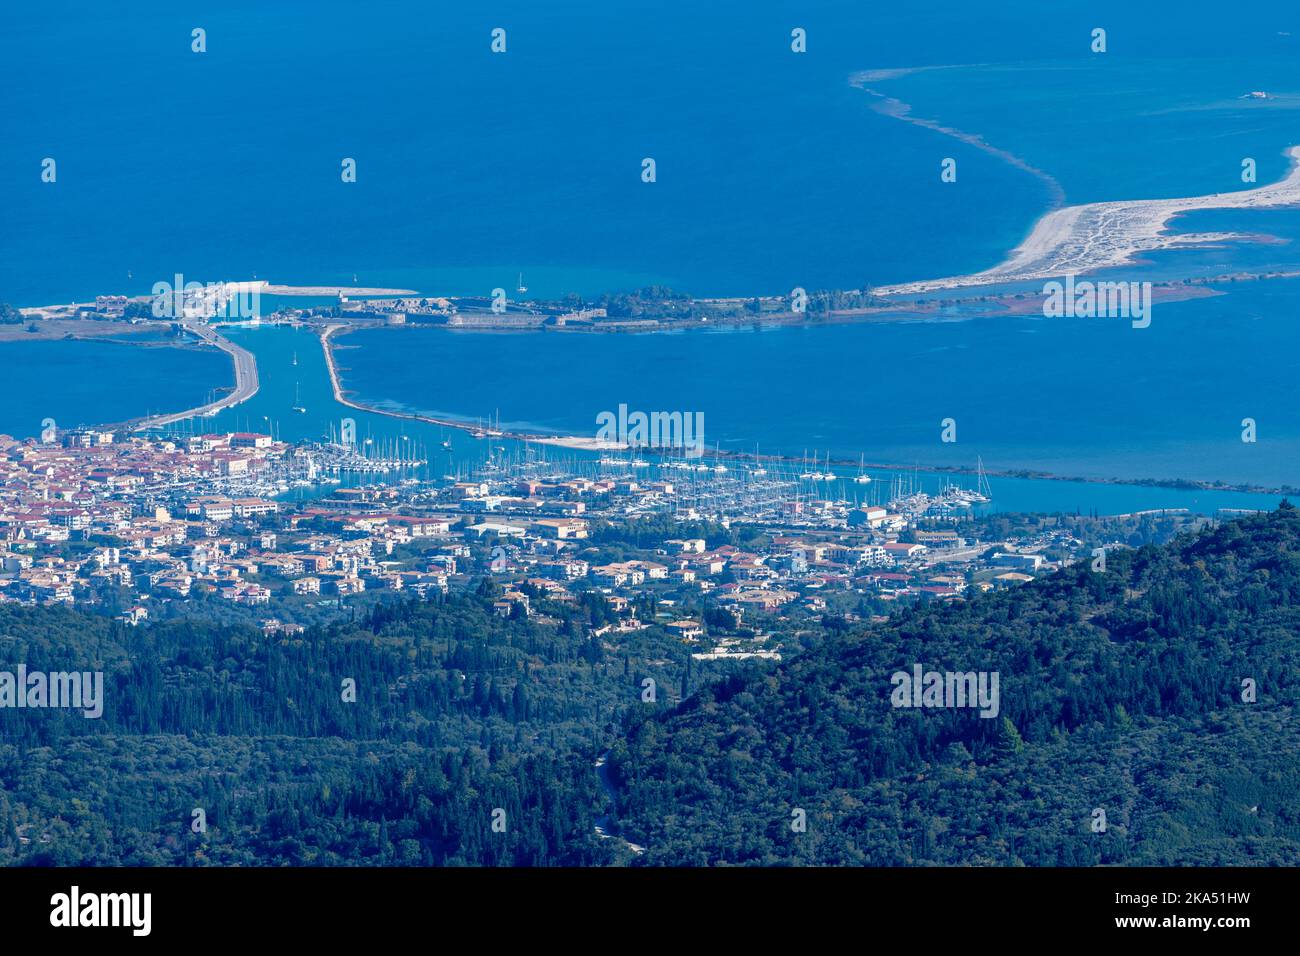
3 0 1297 883
66 319 1279 518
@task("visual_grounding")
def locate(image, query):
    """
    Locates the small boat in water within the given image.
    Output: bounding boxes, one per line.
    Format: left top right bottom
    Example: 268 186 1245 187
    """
853 453 872 483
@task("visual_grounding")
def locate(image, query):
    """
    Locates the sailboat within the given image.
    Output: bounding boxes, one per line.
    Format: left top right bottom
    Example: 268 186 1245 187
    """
292 381 307 414
516 273 528 294
291 351 298 367
968 456 992 503
798 448 816 480
853 453 872 484
802 449 831 481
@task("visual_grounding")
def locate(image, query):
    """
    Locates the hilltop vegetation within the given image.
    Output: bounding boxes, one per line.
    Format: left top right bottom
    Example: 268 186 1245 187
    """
607 504 1300 864
0 590 695 866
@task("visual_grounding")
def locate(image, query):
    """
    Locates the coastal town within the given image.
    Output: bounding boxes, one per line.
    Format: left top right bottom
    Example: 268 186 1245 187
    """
20 278 1296 503
0 277 1223 645
0 277 1238 655
7 0 1297 892
0 420 1194 659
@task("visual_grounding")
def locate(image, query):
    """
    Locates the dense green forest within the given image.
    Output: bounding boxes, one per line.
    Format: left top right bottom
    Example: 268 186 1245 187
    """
1 507 1298 865
608 505 1300 864
0 587 694 865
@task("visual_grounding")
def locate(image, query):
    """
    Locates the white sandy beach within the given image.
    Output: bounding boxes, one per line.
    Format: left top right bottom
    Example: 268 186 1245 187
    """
873 145 1300 297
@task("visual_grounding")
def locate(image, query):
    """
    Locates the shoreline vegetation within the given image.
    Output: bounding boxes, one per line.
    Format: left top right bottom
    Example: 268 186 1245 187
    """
216 262 1283 345
318 324 1299 500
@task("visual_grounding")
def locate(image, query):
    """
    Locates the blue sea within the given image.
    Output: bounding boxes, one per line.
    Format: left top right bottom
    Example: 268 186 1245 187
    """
0 338 228 438
336 273 1300 490
2 0 1299 507
6 0 1299 305
132 322 1299 517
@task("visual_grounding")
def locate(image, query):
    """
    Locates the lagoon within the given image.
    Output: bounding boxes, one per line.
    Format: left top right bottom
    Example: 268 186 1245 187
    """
0 338 228 441
334 274 1300 493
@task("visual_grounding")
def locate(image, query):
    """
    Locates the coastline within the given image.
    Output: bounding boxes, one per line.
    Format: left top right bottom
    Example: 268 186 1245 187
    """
871 145 1300 297
322 323 627 450
128 321 259 430
0 316 183 343
320 323 505 435
13 143 1300 497
263 284 418 297
318 324 1296 500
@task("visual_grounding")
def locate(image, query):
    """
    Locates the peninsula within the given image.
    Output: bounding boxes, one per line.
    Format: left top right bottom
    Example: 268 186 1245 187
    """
872 145 1300 297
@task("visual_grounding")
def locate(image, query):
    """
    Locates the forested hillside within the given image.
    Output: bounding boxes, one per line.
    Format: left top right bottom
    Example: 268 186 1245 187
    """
0 586 691 866
2 508 1298 866
607 505 1300 865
